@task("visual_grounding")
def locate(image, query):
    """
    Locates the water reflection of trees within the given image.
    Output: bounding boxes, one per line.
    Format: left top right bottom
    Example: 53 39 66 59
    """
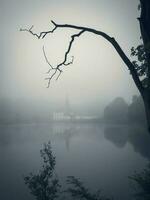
24 141 111 200
24 139 150 200
104 126 129 148
104 125 150 199
104 125 150 160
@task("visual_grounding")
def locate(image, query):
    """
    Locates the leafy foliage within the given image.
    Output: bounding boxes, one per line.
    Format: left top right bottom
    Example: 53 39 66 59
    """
24 141 61 200
104 97 128 123
131 44 148 88
128 95 146 123
24 141 112 200
66 176 112 200
129 164 150 200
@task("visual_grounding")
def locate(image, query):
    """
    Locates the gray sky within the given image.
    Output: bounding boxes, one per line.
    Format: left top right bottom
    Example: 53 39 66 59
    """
0 0 141 114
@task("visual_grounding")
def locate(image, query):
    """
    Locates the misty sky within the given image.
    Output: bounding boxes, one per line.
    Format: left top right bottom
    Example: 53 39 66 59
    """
0 0 141 114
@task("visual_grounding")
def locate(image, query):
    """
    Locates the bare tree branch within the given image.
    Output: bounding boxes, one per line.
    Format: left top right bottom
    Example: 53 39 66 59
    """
50 21 144 94
42 30 84 87
21 23 85 87
20 24 57 39
21 20 144 93
43 46 54 73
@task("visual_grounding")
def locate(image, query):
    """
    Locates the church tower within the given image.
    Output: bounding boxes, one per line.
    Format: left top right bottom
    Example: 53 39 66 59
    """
64 95 71 116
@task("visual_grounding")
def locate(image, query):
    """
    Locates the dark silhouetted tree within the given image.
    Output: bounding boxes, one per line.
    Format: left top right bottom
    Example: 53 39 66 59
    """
24 141 112 200
104 97 128 123
66 176 112 200
128 95 146 123
129 163 150 200
21 0 150 132
24 141 60 200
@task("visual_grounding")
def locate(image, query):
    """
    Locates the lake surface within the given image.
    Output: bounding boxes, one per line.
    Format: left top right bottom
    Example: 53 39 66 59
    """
0 122 149 200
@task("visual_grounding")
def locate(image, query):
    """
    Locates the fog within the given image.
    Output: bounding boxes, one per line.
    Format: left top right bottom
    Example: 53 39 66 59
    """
0 0 140 118
1 2 150 200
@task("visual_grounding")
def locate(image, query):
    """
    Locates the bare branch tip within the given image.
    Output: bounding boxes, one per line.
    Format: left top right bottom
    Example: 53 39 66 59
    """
29 25 34 31
51 20 56 26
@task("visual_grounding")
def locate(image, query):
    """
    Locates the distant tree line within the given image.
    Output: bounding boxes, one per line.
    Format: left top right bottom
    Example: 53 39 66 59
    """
0 96 146 125
104 95 146 124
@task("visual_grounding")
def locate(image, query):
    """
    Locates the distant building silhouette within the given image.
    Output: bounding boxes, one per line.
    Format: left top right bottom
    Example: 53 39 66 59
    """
52 96 98 122
52 96 75 121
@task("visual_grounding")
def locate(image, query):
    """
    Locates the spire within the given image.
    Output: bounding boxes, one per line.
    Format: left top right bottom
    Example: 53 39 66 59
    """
65 95 71 115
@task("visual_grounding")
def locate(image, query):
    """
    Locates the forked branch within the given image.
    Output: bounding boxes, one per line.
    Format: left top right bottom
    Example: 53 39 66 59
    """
20 24 57 39
21 20 144 93
42 30 84 87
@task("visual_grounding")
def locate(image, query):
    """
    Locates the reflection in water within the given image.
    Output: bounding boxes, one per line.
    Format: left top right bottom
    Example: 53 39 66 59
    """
104 126 129 148
104 125 150 198
24 140 150 200
51 123 79 152
0 123 149 200
128 131 150 160
104 125 150 160
24 141 111 200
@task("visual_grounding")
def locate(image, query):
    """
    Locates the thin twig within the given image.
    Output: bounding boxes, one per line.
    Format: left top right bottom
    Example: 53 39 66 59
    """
42 30 85 87
20 24 57 39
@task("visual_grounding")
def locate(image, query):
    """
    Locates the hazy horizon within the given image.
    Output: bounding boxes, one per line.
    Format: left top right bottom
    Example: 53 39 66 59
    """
1 0 140 117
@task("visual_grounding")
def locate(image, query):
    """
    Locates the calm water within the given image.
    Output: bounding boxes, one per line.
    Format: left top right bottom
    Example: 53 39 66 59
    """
0 122 149 200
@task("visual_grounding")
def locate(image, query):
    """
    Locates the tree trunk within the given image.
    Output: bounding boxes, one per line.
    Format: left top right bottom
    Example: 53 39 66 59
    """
142 89 150 132
139 0 150 133
140 0 150 86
